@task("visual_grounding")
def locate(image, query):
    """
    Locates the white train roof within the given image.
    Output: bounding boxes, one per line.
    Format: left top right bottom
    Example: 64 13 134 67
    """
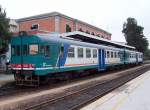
37 33 123 51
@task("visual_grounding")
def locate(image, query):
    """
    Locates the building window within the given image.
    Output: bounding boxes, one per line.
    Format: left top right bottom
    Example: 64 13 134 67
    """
86 48 91 58
101 35 104 38
86 30 90 34
29 44 38 55
68 47 75 58
93 49 97 58
97 34 100 37
66 24 71 32
91 32 95 35
79 28 83 32
78 48 83 58
31 24 39 30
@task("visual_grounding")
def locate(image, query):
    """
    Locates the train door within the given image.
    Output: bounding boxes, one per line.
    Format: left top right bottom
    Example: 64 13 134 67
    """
136 53 138 64
20 35 23 74
58 44 70 67
98 49 106 70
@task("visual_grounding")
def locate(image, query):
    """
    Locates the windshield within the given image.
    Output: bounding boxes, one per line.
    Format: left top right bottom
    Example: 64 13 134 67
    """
11 44 39 56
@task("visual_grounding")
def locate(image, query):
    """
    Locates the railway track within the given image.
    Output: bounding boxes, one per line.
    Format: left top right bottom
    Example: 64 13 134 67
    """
0 85 32 97
24 64 150 110
0 65 134 98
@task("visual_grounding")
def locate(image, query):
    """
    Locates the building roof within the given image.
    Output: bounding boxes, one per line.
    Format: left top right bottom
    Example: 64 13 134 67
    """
61 31 135 49
16 12 111 35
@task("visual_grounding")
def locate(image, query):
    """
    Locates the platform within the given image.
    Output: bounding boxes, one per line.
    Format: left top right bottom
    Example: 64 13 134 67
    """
81 70 150 110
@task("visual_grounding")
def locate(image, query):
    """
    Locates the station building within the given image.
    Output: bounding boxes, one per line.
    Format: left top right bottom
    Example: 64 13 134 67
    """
9 19 19 33
16 12 111 40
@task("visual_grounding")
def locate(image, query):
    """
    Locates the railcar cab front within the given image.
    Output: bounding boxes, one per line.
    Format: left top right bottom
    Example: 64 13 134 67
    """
10 34 58 86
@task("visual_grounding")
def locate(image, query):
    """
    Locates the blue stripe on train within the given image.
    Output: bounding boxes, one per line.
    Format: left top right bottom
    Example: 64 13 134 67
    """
58 44 70 67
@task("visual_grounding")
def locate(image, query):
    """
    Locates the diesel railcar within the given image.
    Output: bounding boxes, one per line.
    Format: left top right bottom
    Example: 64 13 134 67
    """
10 32 143 86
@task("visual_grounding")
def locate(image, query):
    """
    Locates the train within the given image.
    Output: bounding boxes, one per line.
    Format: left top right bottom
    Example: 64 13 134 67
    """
10 31 143 86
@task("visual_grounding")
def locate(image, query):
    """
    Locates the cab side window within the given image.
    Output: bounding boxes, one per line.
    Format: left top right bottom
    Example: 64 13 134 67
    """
40 45 50 57
45 45 50 57
11 45 20 56
40 46 45 55
23 45 28 55
16 45 20 56
11 45 15 56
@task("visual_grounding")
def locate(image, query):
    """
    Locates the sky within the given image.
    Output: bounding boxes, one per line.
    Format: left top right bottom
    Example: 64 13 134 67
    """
0 0 150 46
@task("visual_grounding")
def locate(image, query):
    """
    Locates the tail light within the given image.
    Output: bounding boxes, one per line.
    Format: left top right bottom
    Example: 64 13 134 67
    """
11 64 34 68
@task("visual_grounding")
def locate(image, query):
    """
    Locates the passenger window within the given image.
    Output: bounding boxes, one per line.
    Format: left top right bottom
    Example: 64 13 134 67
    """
118 53 120 57
111 52 113 58
107 51 110 58
68 47 75 58
29 44 38 55
23 45 28 55
93 49 97 58
78 48 83 58
86 48 91 58
114 52 117 58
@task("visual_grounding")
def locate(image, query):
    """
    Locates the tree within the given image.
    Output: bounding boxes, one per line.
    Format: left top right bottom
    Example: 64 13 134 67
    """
0 6 11 54
144 49 150 60
122 17 149 53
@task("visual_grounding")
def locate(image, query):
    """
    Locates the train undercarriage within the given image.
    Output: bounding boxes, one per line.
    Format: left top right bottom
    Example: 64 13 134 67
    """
12 63 141 86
